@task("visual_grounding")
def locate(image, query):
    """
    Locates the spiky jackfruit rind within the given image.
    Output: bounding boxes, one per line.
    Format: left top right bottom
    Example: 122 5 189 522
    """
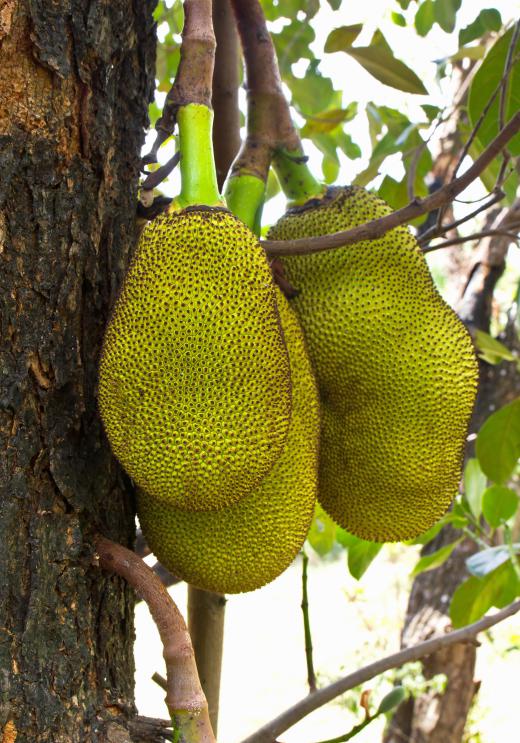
137 291 319 594
99 206 292 512
269 186 478 543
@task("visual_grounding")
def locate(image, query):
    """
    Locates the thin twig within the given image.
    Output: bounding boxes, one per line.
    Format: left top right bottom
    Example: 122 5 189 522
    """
94 536 216 743
261 112 520 256
417 188 505 245
153 672 168 692
141 152 181 192
499 22 520 133
240 599 520 743
451 47 520 181
301 550 317 693
422 229 519 254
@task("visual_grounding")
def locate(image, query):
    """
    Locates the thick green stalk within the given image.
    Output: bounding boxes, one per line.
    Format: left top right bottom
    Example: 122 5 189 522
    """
273 149 324 205
225 173 266 233
175 104 222 208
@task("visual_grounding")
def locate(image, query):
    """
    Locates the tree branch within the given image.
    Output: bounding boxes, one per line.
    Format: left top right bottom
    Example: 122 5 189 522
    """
212 0 241 188
229 0 301 181
261 112 520 256
417 188 505 245
143 0 217 164
94 536 216 743
423 229 519 254
241 599 520 743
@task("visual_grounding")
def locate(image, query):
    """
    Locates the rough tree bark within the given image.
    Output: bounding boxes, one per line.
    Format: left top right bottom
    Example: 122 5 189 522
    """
0 2 156 741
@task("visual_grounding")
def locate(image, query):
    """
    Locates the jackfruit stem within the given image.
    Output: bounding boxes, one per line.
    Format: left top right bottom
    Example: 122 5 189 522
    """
224 172 265 233
228 0 324 207
273 150 324 205
175 104 223 208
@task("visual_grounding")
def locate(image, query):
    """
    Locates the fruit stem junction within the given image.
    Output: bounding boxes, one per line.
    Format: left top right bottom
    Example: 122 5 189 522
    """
176 103 222 208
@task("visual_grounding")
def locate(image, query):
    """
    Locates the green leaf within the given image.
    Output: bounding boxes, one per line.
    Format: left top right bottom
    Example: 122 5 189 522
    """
342 30 427 94
482 485 519 527
459 9 502 46
476 398 520 484
422 104 441 121
409 512 468 546
336 131 362 160
377 687 407 715
466 545 513 577
300 104 357 136
464 458 487 519
411 539 462 577
307 504 337 556
322 152 339 183
337 530 383 579
324 24 363 53
450 575 492 627
326 0 342 8
287 68 336 116
396 0 412 8
415 0 435 37
451 560 520 627
273 20 315 75
475 329 516 365
434 0 461 34
391 12 407 27
468 27 520 159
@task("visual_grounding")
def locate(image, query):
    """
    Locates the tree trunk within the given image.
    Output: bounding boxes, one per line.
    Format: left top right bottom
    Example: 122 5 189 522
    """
0 2 156 741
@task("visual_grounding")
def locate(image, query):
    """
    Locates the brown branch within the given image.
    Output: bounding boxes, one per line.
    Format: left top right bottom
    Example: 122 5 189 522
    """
229 0 301 181
422 229 519 254
241 599 520 743
143 0 216 164
94 536 216 743
417 188 505 245
457 199 520 330
212 0 241 188
261 111 520 256
128 715 173 743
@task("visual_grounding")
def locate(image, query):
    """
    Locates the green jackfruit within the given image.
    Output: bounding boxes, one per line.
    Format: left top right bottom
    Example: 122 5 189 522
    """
99 206 291 511
137 290 319 594
269 186 478 542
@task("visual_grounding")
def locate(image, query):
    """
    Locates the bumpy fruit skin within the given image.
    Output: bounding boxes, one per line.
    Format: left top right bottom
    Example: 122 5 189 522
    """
137 290 319 594
99 206 291 511
269 186 478 542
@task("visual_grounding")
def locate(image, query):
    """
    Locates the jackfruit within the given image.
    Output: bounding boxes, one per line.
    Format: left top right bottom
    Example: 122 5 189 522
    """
269 186 478 542
99 206 291 511
137 290 319 594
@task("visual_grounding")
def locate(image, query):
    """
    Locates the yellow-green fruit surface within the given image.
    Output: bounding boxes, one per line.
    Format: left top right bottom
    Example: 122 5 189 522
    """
269 186 478 542
137 290 319 594
99 206 291 511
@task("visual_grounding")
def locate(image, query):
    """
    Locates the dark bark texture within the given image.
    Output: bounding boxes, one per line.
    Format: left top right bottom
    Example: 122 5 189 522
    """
0 2 156 741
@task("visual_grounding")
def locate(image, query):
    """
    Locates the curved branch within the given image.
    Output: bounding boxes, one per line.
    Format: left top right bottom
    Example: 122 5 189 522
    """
261 112 520 256
241 599 520 743
423 228 519 254
94 536 216 743
229 0 301 181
